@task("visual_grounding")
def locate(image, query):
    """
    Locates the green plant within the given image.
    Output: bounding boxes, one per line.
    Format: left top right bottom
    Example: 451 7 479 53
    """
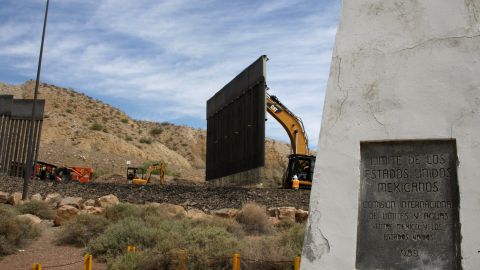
236 203 272 234
139 138 152 144
105 203 144 222
66 109 73 114
149 127 162 136
90 123 103 131
121 118 129 124
56 214 110 247
16 200 55 220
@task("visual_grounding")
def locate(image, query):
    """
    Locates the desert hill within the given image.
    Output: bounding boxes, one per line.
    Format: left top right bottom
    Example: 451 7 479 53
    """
0 81 290 186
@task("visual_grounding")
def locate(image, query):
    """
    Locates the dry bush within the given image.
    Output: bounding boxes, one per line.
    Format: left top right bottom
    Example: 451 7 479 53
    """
16 200 55 220
56 214 110 247
105 203 144 222
0 205 40 256
236 203 272 234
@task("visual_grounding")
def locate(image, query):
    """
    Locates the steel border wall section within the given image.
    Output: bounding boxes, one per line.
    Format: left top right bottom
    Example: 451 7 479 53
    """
0 96 45 177
206 56 267 181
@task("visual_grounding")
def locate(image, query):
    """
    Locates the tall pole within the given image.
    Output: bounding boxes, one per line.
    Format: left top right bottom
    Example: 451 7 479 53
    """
23 0 50 200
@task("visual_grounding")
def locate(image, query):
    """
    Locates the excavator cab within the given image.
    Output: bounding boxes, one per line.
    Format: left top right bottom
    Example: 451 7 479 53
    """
127 167 144 183
283 154 316 189
129 163 166 185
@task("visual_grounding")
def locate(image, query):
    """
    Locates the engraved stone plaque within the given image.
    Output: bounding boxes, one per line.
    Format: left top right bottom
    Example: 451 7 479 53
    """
356 140 461 270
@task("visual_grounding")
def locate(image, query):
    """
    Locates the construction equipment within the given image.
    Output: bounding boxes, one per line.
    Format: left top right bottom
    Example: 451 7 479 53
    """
128 162 166 185
34 161 93 183
266 93 316 188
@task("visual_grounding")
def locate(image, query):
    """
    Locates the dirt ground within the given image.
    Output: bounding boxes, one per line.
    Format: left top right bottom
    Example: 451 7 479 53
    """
0 221 106 270
0 176 311 211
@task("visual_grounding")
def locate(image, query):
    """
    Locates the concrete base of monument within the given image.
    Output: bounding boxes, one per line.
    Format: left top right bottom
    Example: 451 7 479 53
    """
301 1 480 269
207 167 265 187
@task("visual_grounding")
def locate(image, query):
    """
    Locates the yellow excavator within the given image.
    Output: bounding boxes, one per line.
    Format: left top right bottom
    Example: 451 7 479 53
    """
266 93 316 189
127 162 166 185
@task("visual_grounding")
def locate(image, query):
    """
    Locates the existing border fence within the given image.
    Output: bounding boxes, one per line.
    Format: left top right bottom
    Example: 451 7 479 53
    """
31 246 302 270
0 95 45 178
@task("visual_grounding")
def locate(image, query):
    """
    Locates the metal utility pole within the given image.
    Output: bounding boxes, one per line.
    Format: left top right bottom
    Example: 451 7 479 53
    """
22 0 50 200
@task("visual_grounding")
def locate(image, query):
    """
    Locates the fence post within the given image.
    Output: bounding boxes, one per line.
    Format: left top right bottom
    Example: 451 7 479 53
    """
31 263 42 270
294 255 301 270
232 253 241 270
84 253 93 270
178 249 187 270
127 245 136 253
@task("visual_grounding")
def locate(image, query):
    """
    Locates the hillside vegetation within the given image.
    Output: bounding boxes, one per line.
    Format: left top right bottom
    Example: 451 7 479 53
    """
0 81 290 186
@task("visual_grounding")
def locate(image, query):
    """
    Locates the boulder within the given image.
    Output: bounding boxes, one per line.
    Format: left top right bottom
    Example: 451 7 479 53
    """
145 203 186 216
95 194 119 208
45 193 62 208
80 206 104 215
266 207 278 217
277 207 297 223
0 191 9 203
211 208 239 218
186 208 209 220
30 193 43 201
54 205 79 226
7 192 22 205
295 209 309 223
59 197 83 209
82 199 95 208
17 214 42 225
267 207 297 223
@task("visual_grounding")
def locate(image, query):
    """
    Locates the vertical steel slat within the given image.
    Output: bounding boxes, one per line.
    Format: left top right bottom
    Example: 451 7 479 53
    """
32 120 43 175
18 119 29 177
6 120 18 176
0 117 12 174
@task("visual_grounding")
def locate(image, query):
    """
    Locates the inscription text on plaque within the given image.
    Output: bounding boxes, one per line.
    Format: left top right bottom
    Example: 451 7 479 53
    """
356 140 461 270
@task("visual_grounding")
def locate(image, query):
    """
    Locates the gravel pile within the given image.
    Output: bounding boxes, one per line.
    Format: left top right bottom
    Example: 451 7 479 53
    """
0 176 311 212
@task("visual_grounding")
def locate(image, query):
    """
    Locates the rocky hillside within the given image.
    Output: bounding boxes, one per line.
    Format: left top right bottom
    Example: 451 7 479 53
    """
0 81 291 186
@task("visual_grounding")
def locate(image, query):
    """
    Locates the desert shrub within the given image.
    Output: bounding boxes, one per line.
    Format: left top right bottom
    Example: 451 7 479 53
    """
108 252 141 270
160 121 171 126
238 236 297 270
105 203 144 222
0 205 40 256
66 108 73 114
149 127 162 136
90 123 103 131
139 138 152 144
236 203 272 234
56 214 110 247
278 223 306 253
125 136 133 141
88 218 160 258
16 200 55 220
121 118 129 124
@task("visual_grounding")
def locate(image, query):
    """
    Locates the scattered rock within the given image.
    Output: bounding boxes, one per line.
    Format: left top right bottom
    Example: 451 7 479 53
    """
45 193 62 208
186 208 209 220
17 214 42 225
277 207 297 223
54 205 79 226
266 207 278 217
59 197 83 209
82 199 95 208
268 216 280 226
211 208 239 218
7 192 22 205
80 206 104 215
95 194 119 208
0 191 9 203
295 209 309 223
30 193 43 201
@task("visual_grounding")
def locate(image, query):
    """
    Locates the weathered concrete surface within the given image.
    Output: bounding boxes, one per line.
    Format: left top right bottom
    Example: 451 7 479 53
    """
302 1 480 269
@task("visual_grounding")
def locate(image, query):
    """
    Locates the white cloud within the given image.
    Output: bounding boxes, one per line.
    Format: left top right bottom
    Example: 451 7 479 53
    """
0 0 341 150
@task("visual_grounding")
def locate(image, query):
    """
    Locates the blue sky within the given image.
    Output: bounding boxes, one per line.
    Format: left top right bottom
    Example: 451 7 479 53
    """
0 0 340 149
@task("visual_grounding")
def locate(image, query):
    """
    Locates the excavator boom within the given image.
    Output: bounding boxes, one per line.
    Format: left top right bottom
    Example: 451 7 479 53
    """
265 92 315 188
266 93 309 155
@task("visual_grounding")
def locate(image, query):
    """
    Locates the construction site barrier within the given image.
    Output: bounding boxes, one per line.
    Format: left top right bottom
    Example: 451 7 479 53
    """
30 246 301 270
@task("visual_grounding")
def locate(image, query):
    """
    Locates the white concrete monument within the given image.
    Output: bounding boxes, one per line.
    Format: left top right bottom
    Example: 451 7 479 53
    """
302 1 480 269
